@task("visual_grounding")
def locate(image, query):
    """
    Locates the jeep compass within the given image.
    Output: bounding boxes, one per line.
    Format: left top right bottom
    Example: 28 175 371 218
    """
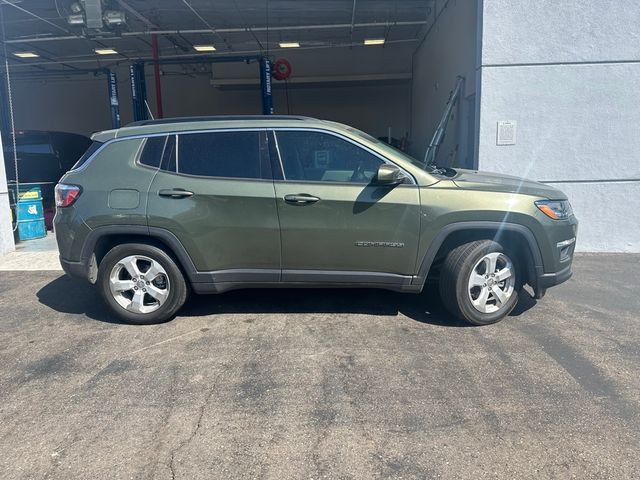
54 116 578 325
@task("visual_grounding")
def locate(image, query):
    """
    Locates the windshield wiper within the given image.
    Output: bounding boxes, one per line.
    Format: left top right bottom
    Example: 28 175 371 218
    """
424 164 447 175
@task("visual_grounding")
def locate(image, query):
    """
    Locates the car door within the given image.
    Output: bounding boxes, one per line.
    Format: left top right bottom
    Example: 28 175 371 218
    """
270 129 421 285
146 129 281 282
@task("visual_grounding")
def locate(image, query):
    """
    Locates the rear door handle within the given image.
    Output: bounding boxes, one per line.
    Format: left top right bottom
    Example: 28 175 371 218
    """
284 194 320 205
158 188 194 199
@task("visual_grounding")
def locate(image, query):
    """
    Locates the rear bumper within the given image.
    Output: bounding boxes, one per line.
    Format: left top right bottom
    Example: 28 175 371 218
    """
60 256 89 281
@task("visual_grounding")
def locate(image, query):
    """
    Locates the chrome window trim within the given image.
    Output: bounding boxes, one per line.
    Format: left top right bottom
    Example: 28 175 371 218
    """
66 126 415 185
133 137 149 168
175 134 179 173
270 127 416 185
68 127 269 174
271 130 287 181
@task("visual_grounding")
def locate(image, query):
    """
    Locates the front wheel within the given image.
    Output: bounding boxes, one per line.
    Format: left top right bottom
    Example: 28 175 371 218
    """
97 243 188 324
439 240 519 325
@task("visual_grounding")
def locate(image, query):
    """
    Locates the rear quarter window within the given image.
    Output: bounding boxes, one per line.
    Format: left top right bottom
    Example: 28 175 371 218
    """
71 141 103 170
139 136 168 168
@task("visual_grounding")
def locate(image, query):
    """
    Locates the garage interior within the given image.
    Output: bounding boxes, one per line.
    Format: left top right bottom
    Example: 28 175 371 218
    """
0 0 478 251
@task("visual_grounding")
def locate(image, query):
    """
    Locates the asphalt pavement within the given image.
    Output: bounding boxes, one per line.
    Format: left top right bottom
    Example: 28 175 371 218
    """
0 254 638 479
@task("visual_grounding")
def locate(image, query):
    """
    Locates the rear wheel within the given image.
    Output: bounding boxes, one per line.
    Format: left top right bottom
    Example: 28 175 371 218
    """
439 240 519 325
97 243 188 324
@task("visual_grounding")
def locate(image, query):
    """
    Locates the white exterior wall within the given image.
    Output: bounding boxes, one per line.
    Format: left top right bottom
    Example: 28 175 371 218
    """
0 130 15 256
478 0 640 252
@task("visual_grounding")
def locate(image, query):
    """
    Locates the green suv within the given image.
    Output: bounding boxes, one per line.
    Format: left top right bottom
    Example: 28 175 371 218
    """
54 116 577 325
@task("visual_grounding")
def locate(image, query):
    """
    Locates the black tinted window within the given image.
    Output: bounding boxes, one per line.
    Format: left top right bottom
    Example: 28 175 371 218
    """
5 132 54 155
71 141 103 170
177 131 262 179
139 136 167 168
275 131 383 183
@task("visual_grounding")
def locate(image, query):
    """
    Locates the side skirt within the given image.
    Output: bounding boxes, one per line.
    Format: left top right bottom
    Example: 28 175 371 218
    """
191 269 422 294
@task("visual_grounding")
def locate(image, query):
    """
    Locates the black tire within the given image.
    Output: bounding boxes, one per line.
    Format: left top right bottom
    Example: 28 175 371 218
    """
439 240 519 326
97 243 188 325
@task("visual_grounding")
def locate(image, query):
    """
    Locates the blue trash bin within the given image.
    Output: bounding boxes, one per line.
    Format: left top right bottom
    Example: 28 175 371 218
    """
16 186 46 241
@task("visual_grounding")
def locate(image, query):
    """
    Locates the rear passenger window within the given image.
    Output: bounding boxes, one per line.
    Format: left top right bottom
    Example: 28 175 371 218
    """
177 131 263 179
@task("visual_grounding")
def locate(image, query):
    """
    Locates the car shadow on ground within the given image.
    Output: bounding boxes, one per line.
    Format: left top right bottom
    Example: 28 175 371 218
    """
37 275 537 327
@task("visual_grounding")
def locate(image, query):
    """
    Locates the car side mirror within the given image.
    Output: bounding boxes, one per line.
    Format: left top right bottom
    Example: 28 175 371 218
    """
376 164 407 185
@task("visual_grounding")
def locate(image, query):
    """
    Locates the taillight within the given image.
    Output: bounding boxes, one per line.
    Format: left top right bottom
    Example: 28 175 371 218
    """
55 184 82 207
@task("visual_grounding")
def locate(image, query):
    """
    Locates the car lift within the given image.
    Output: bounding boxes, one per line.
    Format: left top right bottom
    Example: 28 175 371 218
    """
128 55 274 123
1 55 273 136
0 67 122 136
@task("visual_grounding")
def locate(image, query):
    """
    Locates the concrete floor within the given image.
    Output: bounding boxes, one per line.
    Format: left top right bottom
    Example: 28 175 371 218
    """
0 254 638 479
0 232 60 271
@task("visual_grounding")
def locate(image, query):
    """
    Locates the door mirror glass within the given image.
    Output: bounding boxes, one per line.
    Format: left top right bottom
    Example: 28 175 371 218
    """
376 164 407 185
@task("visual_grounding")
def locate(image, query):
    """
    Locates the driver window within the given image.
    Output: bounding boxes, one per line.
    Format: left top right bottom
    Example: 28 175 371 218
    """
275 130 384 183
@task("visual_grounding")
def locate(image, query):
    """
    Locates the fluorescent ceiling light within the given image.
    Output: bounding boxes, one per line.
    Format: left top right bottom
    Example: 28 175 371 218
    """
13 52 39 58
279 42 300 48
94 48 118 55
364 39 385 45
193 45 216 52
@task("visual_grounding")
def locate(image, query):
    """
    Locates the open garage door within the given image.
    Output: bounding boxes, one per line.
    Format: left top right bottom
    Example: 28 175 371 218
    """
0 0 480 254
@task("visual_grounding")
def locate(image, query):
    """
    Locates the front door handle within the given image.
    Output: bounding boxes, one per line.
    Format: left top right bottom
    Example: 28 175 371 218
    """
159 188 194 199
284 194 320 205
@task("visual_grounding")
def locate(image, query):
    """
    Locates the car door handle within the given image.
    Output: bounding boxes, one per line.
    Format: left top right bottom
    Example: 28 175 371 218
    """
158 188 194 199
284 194 320 205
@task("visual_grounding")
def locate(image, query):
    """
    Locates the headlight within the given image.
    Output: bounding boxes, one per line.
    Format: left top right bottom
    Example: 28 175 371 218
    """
535 200 573 220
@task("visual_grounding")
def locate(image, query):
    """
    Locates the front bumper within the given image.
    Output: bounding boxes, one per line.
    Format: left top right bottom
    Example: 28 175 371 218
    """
538 264 573 289
534 263 573 299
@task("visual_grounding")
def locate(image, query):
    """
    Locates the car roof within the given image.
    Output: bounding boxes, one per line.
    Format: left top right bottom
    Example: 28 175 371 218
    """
92 115 337 142
125 115 314 127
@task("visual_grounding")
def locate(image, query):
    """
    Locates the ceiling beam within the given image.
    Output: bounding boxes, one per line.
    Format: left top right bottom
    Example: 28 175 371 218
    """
4 38 420 68
2 20 428 44
230 0 263 52
180 0 233 51
0 0 71 34
114 0 158 29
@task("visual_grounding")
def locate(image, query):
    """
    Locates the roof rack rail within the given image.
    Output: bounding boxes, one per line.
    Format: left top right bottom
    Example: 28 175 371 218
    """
125 115 313 127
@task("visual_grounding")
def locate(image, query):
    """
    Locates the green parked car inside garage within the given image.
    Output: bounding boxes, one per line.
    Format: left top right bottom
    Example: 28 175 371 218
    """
53 116 578 325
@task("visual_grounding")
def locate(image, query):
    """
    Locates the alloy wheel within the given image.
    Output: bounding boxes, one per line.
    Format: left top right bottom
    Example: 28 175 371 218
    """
109 255 170 314
467 252 515 314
